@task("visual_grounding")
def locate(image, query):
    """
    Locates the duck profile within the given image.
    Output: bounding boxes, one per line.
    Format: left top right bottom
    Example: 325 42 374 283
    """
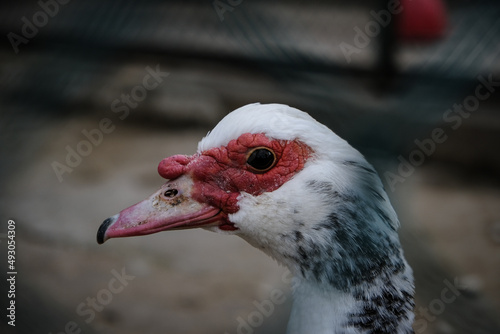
98 103 415 334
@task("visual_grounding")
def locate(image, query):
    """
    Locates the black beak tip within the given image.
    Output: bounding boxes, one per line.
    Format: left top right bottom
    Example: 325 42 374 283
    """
97 216 116 245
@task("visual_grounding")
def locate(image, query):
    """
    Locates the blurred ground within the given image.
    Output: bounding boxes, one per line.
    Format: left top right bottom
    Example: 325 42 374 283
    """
1 1 500 334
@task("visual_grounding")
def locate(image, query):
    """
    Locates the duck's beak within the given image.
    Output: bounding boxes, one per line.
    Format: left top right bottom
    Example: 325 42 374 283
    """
97 175 225 244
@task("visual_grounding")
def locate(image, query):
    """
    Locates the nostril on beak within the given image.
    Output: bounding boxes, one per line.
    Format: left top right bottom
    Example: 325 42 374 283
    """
164 189 179 198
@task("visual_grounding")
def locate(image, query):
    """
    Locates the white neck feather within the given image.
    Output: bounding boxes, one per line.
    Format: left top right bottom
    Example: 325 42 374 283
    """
287 279 358 334
287 262 415 334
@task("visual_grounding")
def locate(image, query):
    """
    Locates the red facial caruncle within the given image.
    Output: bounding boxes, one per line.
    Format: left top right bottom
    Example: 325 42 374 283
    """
159 133 311 213
97 133 312 243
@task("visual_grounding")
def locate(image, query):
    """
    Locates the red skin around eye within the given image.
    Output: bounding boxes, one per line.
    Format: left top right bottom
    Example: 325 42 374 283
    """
158 133 312 214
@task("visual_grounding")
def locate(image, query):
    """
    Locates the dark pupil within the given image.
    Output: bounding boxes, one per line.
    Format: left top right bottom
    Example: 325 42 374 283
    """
247 149 274 170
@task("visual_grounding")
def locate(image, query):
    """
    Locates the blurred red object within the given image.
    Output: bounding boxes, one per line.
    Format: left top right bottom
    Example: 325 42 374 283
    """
397 0 447 41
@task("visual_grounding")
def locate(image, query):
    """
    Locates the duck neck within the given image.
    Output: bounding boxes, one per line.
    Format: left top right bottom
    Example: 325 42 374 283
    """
286 262 415 334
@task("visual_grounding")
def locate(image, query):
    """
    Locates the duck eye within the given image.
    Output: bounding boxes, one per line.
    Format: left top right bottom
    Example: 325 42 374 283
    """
246 147 276 173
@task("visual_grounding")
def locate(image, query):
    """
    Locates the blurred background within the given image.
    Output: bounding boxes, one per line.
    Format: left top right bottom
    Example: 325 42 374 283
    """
1 0 499 333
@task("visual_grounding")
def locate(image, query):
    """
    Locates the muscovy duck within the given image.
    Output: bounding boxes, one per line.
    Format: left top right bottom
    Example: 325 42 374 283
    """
97 103 415 334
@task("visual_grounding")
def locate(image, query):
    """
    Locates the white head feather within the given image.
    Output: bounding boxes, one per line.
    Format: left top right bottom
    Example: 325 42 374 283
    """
199 103 400 272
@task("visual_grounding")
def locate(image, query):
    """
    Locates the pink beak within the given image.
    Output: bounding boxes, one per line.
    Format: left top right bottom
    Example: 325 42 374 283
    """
97 175 225 244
